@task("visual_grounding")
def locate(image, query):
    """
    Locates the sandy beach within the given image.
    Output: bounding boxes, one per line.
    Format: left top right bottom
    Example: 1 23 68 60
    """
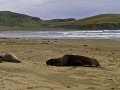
0 38 120 90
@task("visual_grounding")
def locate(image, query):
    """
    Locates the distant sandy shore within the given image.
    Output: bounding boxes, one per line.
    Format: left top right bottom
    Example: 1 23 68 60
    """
0 38 120 90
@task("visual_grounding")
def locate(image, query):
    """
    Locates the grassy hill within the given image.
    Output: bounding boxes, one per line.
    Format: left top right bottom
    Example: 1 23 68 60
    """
52 14 120 30
0 11 120 30
0 11 76 30
0 11 42 27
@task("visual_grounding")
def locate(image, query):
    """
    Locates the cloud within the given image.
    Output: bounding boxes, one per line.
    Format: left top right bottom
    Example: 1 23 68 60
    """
0 0 120 19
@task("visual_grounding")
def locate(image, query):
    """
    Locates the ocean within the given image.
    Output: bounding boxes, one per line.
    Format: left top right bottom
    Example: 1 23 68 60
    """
0 30 120 40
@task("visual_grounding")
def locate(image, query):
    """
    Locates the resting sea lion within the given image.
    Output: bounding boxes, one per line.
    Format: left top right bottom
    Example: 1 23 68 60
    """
0 53 21 63
46 55 101 67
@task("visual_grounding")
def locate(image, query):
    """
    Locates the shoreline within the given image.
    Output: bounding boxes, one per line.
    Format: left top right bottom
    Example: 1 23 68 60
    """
0 37 120 41
0 30 120 40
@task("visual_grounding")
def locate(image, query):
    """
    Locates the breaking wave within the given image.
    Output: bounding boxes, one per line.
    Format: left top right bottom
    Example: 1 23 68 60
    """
0 30 120 40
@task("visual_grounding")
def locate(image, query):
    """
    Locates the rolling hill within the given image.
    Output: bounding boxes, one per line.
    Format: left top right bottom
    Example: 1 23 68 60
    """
0 11 120 30
52 14 120 30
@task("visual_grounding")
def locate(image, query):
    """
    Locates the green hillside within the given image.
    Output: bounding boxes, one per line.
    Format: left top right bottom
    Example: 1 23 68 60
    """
0 11 42 27
0 11 76 30
52 14 120 30
0 11 120 30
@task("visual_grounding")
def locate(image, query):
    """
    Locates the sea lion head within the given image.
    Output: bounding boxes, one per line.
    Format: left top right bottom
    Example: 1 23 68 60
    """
46 58 61 66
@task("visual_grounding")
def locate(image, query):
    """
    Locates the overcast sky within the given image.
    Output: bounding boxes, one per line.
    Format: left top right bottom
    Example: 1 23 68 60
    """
0 0 120 20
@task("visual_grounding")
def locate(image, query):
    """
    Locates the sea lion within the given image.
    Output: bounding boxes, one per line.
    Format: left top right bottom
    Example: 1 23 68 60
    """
0 53 21 63
0 58 2 63
46 54 101 67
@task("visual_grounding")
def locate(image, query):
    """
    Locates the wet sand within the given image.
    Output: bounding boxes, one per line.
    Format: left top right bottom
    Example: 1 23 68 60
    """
0 38 120 90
